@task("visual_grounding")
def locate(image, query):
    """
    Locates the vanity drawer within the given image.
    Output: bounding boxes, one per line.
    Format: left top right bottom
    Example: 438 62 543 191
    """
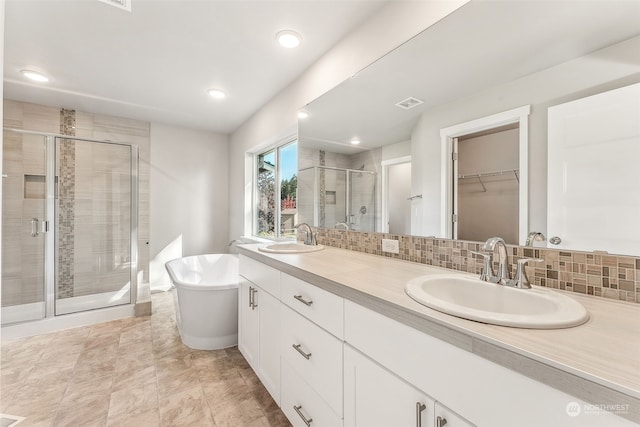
281 272 344 339
239 254 280 297
281 305 343 416
281 359 343 427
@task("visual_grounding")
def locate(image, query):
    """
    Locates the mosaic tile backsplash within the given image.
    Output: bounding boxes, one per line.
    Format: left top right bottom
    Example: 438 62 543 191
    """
313 228 640 304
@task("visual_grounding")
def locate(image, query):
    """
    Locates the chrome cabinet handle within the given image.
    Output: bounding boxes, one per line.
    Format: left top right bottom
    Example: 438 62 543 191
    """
416 402 426 427
549 236 562 245
292 343 312 360
31 218 40 237
251 287 258 309
249 286 258 309
293 405 313 426
436 416 448 427
294 294 313 306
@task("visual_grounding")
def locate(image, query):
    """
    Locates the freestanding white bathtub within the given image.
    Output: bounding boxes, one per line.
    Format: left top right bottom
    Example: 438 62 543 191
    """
165 254 239 350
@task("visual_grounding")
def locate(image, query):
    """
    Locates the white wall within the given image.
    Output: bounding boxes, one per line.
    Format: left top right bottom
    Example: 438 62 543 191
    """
382 140 411 162
149 123 228 289
411 35 640 237
228 0 469 240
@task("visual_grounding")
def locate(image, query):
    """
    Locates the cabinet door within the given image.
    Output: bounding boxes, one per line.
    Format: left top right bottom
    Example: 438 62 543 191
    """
434 402 475 427
344 345 435 427
238 278 260 369
259 289 281 404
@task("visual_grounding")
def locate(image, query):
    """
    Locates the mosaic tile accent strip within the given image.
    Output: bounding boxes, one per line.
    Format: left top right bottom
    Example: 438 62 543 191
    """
57 109 76 299
319 150 326 228
314 228 640 304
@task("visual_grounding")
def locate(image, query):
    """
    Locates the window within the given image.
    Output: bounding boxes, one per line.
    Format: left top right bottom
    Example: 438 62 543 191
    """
255 139 297 239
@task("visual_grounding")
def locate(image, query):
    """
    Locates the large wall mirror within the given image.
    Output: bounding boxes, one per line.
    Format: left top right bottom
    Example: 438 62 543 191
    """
297 0 640 256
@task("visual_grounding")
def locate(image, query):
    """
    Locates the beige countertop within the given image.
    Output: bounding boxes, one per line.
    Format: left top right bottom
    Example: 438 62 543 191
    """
238 244 640 422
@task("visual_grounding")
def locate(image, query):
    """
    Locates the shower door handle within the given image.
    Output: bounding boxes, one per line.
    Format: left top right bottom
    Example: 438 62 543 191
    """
31 218 40 237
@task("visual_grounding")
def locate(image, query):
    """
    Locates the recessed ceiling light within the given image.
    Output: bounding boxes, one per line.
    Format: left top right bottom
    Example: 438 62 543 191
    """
277 30 302 49
297 110 309 119
350 138 361 145
207 88 226 99
21 69 49 83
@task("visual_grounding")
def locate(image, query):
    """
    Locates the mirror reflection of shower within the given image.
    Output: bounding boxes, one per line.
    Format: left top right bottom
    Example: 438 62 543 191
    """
298 165 376 232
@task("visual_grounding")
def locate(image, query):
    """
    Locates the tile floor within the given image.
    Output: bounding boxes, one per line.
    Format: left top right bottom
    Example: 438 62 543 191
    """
0 291 291 427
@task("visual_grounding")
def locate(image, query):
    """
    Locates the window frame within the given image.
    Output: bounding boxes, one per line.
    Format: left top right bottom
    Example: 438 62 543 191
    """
252 136 297 241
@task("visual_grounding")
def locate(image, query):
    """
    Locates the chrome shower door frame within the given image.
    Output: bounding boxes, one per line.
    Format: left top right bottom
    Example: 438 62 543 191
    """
3 128 138 321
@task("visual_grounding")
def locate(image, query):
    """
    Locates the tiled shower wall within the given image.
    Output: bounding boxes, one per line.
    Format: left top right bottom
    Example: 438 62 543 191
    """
314 228 640 304
2 99 150 305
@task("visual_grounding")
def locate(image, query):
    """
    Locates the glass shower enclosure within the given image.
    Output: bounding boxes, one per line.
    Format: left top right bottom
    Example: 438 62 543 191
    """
298 165 376 232
1 129 138 325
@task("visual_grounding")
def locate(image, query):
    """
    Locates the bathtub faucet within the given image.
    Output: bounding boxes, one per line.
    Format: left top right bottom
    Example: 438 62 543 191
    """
295 223 317 246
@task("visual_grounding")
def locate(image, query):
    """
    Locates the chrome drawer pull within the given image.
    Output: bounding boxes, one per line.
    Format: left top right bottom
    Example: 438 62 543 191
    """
292 343 312 360
249 287 258 310
436 416 448 427
293 405 313 426
416 402 426 427
294 294 313 306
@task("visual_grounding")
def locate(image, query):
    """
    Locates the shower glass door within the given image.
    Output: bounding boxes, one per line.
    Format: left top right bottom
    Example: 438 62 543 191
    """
1 130 48 324
54 137 133 315
348 170 376 232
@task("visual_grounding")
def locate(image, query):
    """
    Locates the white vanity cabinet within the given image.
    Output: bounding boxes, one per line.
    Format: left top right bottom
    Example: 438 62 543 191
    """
344 345 437 427
280 272 345 423
238 255 281 404
434 402 475 427
239 251 637 427
281 357 343 427
280 273 344 339
238 279 260 367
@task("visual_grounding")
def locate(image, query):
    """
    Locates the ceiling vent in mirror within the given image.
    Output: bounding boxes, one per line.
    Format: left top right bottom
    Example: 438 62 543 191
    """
395 97 424 110
97 0 131 12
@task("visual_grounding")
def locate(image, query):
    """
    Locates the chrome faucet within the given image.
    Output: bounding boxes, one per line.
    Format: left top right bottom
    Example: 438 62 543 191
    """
295 223 316 245
483 237 510 285
473 236 544 289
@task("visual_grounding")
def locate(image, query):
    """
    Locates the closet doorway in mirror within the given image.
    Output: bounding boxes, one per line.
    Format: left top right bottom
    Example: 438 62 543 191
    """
440 105 530 245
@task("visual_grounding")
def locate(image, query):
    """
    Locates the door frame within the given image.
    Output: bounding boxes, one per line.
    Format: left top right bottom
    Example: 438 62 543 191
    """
439 105 530 244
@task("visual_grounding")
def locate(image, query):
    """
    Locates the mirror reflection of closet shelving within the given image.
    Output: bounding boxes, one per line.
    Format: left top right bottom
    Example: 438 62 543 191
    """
458 169 519 193
454 125 520 244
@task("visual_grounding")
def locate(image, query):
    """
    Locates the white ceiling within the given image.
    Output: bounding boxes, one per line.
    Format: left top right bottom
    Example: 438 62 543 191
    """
3 0 386 134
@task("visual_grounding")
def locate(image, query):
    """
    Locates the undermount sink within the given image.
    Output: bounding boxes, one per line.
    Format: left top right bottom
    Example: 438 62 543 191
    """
258 242 325 254
405 274 589 329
